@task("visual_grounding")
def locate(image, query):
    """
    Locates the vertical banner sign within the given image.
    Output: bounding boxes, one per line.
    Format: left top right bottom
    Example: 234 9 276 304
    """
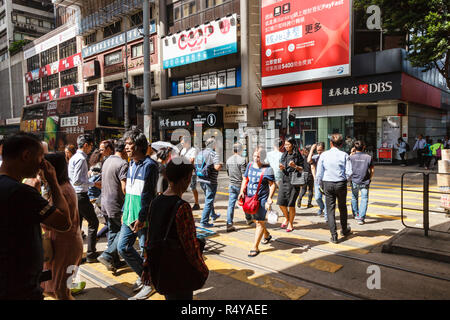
261 0 351 87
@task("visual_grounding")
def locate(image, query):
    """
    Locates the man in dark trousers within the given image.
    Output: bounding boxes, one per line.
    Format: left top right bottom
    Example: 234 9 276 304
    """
316 133 353 243
0 133 70 300
68 134 102 263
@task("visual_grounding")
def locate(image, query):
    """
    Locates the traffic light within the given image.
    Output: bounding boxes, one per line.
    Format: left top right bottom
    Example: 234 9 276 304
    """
281 109 287 128
397 103 406 116
263 110 269 122
289 113 296 128
112 86 124 118
128 93 137 120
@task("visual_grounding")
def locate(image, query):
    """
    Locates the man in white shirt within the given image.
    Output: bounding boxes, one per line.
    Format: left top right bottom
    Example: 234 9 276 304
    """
180 136 200 210
413 134 427 167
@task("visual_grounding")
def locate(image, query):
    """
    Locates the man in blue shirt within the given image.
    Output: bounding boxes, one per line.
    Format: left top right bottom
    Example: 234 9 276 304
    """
68 134 102 262
349 141 374 225
316 133 352 243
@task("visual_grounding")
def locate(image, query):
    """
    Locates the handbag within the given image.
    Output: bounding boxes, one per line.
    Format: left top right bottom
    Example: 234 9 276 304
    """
242 167 266 215
42 230 53 263
148 199 207 295
290 170 308 186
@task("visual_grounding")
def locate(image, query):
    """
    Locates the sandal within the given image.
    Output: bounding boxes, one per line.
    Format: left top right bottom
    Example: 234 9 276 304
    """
248 250 260 257
280 223 287 229
262 235 272 244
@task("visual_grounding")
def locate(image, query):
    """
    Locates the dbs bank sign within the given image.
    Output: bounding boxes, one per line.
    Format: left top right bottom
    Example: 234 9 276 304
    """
323 74 402 104
162 14 238 69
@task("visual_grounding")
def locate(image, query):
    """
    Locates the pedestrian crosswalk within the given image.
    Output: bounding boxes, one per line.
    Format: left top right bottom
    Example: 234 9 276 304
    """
78 176 447 300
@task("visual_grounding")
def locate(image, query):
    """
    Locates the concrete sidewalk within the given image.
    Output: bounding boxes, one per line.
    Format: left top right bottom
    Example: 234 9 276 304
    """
382 221 450 263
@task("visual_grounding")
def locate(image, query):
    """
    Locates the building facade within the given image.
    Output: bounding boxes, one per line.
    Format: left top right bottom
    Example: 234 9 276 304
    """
0 0 55 137
260 1 449 162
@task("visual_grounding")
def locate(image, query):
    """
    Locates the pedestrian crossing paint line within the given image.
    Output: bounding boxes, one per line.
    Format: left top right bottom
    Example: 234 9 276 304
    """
268 229 370 255
308 259 343 273
204 257 310 300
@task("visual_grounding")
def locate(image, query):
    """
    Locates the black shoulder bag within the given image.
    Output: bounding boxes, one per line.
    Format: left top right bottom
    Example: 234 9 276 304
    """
148 199 208 295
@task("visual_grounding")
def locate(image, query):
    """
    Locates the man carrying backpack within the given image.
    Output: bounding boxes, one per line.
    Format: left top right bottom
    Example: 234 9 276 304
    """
196 137 223 228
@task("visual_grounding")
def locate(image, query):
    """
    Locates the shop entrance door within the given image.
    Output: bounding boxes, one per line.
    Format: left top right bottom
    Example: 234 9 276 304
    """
303 130 317 146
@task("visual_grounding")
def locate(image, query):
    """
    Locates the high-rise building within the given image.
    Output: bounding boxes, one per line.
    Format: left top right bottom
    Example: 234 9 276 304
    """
0 0 55 136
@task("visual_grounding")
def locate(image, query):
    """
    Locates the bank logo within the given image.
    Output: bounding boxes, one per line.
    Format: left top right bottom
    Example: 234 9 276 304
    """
359 84 369 94
207 114 217 127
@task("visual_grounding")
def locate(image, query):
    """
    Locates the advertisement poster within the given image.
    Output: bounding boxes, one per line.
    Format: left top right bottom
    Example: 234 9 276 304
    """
192 75 201 92
178 80 185 95
227 68 236 87
209 72 218 90
218 70 227 89
163 14 237 69
185 76 193 94
201 74 209 91
261 0 351 87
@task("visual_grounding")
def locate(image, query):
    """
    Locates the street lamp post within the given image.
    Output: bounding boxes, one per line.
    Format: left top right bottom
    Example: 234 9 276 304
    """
143 0 152 142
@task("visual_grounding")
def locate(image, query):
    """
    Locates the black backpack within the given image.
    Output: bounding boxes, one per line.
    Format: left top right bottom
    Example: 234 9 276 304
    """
147 199 207 294
405 143 410 152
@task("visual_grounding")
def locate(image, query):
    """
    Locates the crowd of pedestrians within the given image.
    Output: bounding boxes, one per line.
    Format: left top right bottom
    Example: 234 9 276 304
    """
7 126 450 300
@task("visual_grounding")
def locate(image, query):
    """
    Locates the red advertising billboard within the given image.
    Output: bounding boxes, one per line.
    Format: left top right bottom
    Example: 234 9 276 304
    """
261 0 351 87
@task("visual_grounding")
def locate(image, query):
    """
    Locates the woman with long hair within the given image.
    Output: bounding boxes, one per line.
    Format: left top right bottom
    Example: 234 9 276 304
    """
42 152 84 300
276 136 304 232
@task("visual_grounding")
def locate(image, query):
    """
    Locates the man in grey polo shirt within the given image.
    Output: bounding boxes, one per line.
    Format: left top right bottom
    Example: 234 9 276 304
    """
226 143 247 232
349 141 374 225
97 139 129 272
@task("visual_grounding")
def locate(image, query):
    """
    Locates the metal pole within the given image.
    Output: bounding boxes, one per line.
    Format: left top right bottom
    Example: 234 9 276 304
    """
143 0 152 142
287 106 290 135
124 27 129 130
423 173 429 237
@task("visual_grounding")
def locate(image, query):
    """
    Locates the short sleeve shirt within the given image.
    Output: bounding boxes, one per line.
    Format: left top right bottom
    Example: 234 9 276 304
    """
349 152 374 185
101 155 129 218
196 148 220 185
265 150 283 182
0 175 56 299
244 165 275 200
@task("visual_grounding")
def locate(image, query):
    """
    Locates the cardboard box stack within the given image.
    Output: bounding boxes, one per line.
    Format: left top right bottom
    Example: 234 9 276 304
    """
438 149 450 210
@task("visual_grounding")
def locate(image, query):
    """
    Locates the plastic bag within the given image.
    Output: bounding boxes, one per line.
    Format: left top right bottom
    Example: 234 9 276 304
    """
267 209 279 225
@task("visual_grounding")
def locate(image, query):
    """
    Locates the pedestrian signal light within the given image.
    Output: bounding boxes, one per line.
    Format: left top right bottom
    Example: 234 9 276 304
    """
289 113 296 128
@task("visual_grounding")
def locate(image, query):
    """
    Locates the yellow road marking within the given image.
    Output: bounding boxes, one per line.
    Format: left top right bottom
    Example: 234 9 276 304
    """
308 259 343 273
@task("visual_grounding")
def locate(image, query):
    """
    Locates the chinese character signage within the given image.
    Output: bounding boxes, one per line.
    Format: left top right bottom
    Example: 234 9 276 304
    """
26 83 83 105
25 53 82 83
158 115 191 129
162 14 238 69
322 73 402 105
82 20 157 59
223 105 247 123
261 0 351 87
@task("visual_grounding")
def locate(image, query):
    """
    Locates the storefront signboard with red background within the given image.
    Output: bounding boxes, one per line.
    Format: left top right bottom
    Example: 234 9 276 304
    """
26 83 83 105
25 53 82 83
261 0 351 87
262 82 322 110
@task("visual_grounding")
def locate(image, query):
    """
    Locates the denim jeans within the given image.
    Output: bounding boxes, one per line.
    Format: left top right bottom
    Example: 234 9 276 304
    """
200 182 219 224
351 183 369 221
226 185 240 225
314 181 327 219
100 217 122 265
117 223 147 277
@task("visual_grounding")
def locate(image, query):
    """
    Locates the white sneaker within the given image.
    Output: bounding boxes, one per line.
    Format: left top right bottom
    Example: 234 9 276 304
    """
128 285 155 300
131 278 143 292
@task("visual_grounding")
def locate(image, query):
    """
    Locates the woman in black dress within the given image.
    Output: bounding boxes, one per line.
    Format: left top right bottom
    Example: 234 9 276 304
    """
277 136 304 232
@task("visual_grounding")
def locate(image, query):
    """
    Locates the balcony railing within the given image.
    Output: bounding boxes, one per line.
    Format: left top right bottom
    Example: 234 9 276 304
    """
80 0 143 35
